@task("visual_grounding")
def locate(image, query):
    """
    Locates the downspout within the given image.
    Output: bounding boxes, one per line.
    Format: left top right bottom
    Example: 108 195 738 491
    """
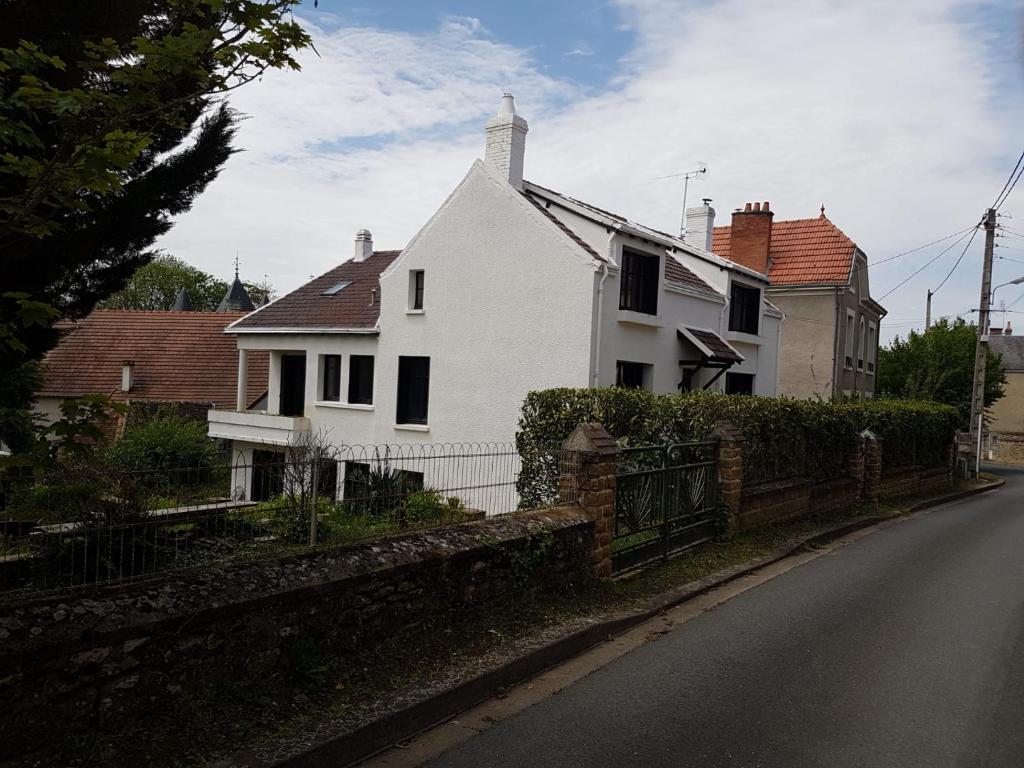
832 286 842 397
593 234 614 387
775 310 785 395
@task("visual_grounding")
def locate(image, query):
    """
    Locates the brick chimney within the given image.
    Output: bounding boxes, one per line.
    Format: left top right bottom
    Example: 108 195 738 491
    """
729 201 774 275
485 93 528 190
1006 321 1013 336
991 326 1003 336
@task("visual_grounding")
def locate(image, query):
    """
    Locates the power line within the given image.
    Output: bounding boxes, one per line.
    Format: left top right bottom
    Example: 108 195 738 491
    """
877 226 978 300
931 225 983 295
850 226 977 275
993 149 1024 210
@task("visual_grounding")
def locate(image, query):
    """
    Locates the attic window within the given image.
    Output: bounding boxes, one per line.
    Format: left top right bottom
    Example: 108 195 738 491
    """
322 281 351 296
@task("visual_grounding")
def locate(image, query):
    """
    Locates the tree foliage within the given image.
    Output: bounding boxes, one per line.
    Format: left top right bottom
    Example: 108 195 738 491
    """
97 253 273 310
0 0 310 371
876 318 1006 424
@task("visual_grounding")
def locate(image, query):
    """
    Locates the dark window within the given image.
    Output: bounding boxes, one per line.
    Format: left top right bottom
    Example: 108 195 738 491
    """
619 249 659 315
316 459 338 501
616 361 647 389
280 354 306 416
412 270 425 310
322 355 341 401
397 356 430 424
348 355 374 404
725 372 755 395
343 461 370 500
251 450 285 502
728 283 760 334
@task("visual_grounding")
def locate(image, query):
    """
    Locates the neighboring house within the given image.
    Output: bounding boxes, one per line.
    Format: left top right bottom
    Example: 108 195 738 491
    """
712 205 887 399
209 94 782 504
36 310 268 433
988 324 1024 463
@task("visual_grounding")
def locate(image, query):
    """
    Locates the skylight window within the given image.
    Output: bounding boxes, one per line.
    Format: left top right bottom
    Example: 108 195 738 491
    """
322 281 351 296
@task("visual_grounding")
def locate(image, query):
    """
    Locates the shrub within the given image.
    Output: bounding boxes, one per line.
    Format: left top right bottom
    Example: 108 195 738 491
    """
103 413 220 474
516 388 959 506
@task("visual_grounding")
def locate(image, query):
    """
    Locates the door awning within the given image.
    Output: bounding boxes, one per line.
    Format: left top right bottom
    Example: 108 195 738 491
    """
676 326 744 364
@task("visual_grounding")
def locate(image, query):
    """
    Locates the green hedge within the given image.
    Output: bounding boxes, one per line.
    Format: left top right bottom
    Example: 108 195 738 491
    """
515 388 958 508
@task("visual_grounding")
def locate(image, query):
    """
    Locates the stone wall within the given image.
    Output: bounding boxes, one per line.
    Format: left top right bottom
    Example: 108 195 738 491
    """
990 433 1024 465
879 466 951 501
0 507 593 760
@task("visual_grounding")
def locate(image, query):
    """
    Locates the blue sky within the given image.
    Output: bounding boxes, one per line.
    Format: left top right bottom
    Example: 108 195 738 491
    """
159 0 1024 341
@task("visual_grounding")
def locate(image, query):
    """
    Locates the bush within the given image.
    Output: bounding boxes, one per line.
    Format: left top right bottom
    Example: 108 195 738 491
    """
103 413 220 474
516 388 959 506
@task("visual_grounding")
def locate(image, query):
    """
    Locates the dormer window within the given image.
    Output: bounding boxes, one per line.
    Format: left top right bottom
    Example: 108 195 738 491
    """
619 248 659 315
728 282 760 335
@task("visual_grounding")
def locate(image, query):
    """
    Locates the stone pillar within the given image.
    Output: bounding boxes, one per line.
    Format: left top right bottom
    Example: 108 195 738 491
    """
236 349 249 411
848 431 866 500
713 422 745 531
862 429 882 505
563 423 619 578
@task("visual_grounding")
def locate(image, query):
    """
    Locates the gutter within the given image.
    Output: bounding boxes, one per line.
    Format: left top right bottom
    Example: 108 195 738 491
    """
591 231 617 387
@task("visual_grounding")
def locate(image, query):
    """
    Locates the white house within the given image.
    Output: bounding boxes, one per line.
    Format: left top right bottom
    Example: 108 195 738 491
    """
208 94 782 507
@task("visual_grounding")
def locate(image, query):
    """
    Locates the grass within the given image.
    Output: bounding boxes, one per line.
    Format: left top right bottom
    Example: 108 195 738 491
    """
6 477 992 768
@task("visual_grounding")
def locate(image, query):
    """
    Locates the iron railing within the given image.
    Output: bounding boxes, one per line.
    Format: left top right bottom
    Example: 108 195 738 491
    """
0 442 578 595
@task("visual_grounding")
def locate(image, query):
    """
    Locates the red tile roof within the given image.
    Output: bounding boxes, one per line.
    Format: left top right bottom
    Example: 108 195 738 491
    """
231 250 401 330
712 216 856 286
39 311 267 408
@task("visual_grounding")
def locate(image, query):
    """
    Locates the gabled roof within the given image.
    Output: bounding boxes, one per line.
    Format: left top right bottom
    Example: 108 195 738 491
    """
523 180 768 284
39 311 267 407
230 250 401 332
712 215 857 287
990 334 1024 372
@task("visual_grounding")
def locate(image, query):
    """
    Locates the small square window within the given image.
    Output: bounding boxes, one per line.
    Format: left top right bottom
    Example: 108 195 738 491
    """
348 355 374 405
321 354 341 401
728 283 760 335
725 372 754 395
616 361 650 390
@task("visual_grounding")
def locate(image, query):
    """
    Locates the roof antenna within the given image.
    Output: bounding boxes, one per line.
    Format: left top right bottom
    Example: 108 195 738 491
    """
654 165 708 237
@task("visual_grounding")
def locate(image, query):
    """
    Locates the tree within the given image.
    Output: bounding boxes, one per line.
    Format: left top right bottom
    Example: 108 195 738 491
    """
0 0 310 369
877 317 1006 425
98 254 274 311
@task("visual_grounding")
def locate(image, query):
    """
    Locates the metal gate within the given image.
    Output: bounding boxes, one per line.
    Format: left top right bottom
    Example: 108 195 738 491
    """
612 440 721 573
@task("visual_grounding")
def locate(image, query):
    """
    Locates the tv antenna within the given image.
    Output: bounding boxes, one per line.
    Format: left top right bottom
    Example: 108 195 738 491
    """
655 165 707 237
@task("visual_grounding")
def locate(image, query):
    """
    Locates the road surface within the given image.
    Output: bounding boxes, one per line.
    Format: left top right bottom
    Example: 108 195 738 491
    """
426 466 1024 768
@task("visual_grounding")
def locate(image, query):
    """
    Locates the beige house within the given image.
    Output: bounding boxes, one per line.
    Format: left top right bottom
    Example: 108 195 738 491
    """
711 204 887 399
988 326 1024 463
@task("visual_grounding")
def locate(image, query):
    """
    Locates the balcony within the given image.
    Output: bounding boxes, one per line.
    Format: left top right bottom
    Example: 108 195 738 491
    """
208 409 310 446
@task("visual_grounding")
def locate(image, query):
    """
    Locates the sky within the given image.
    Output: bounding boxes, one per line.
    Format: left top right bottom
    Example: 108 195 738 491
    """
157 0 1024 343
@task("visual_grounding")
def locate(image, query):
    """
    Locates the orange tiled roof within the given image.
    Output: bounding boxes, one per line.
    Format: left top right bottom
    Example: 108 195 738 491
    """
39 311 267 408
712 215 856 286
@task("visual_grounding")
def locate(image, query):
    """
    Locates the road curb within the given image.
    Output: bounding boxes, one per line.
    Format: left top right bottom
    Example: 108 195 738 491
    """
255 478 1004 768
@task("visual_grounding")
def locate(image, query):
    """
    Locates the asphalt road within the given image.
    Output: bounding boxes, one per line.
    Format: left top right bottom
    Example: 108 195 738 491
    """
426 467 1024 768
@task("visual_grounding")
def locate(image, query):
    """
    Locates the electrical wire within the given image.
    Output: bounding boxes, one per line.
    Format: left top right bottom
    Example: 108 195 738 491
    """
849 226 977 275
993 149 1024 210
931 225 983 295
877 226 978 300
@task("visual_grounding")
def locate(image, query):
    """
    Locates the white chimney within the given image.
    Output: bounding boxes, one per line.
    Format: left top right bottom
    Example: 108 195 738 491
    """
121 361 134 393
354 229 373 262
485 93 529 190
684 199 716 252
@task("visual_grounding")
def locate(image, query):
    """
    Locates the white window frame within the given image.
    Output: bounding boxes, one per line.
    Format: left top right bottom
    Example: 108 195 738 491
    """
844 309 856 369
867 321 877 374
857 316 866 371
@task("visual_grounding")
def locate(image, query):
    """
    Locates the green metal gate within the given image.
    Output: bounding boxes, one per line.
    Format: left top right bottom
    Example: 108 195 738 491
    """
612 440 721 573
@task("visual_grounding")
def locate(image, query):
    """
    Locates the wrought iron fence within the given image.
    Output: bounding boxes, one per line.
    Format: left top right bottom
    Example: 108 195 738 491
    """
612 440 721 573
0 442 578 595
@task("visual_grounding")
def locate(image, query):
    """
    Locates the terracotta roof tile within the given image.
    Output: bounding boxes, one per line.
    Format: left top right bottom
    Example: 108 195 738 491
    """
712 216 856 286
232 250 401 330
39 311 267 408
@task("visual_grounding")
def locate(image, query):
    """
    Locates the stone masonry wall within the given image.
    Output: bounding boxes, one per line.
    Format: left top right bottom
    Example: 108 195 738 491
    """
0 507 593 759
990 433 1024 465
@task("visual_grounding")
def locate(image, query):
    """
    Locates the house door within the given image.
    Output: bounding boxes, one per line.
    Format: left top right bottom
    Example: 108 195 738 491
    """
251 449 284 501
280 354 306 416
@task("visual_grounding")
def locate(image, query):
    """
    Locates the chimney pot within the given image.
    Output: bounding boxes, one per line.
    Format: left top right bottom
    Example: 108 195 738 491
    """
121 361 134 393
1007 321 1013 336
753 202 761 212
763 201 770 211
744 202 752 212
354 229 373 262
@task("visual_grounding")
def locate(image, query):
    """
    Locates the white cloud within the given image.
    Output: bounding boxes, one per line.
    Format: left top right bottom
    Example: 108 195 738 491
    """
160 1 1024 340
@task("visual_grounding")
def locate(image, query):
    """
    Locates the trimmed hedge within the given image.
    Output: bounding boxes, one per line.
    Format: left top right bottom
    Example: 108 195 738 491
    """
515 388 958 508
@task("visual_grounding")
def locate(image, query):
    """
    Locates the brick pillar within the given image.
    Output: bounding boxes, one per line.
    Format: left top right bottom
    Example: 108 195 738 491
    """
563 423 619 577
849 432 866 500
862 429 882 505
712 422 745 531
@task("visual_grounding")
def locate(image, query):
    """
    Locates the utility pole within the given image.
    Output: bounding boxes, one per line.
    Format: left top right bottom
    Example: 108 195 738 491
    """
968 209 997 475
925 290 932 331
